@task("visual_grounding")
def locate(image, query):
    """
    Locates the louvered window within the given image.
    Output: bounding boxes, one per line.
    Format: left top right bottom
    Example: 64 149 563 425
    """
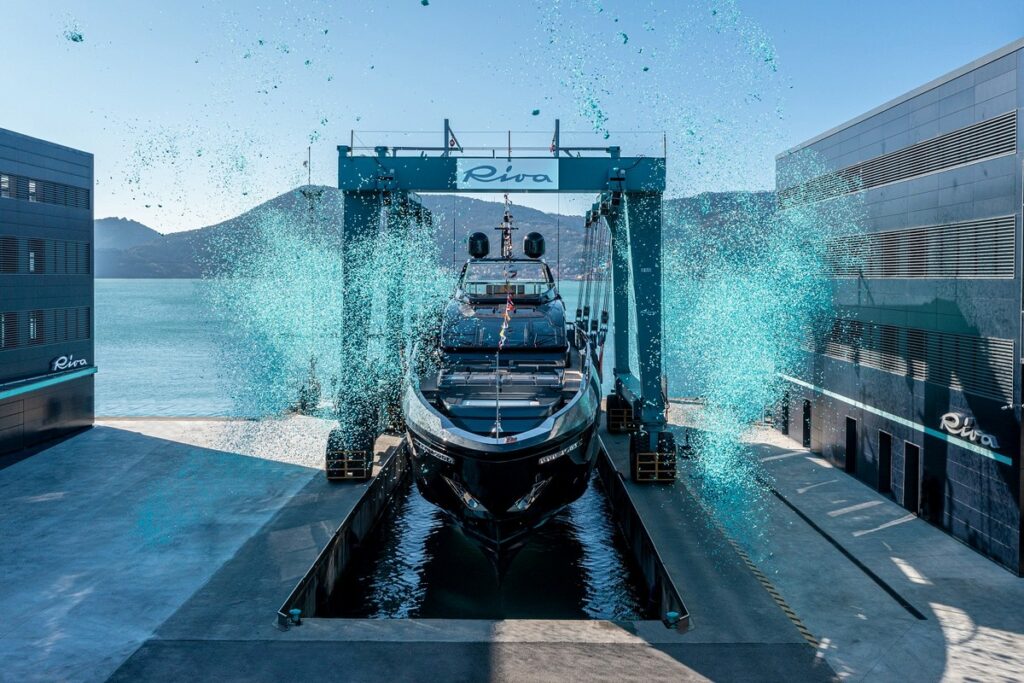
28 310 43 345
0 171 90 209
79 307 90 340
0 312 16 349
826 216 1016 279
55 240 90 274
0 237 16 273
27 238 45 274
781 111 1018 206
817 319 1014 402
0 236 91 274
0 307 90 350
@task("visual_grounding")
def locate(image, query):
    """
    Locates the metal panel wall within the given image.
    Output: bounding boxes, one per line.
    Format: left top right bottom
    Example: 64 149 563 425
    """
0 128 94 458
776 43 1024 574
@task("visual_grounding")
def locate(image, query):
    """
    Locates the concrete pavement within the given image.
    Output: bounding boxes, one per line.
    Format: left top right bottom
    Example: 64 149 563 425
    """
673 416 1024 681
0 418 330 683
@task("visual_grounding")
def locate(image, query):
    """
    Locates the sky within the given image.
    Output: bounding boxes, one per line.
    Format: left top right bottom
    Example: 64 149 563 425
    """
1 0 1021 233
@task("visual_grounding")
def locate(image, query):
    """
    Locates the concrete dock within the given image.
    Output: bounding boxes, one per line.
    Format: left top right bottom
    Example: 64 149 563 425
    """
692 425 1024 681
1 414 1022 681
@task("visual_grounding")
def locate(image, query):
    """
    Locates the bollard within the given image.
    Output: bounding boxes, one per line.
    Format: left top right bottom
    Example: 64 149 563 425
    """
664 611 681 629
289 608 302 626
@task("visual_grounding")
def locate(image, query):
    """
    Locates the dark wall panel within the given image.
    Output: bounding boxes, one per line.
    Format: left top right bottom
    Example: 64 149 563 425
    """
0 127 94 460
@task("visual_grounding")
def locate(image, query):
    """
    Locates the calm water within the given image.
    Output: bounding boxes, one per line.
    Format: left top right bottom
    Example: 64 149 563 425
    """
326 475 651 620
95 278 692 417
95 279 239 416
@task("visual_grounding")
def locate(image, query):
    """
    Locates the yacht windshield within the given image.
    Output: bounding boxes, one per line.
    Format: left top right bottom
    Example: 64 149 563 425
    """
463 261 553 297
442 303 566 350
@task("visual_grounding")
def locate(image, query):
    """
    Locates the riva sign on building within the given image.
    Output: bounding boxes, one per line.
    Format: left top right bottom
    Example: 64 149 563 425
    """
939 412 999 449
51 355 89 372
456 158 559 191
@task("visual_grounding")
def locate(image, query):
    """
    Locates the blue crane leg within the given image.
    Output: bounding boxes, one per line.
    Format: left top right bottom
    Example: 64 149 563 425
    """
625 191 667 443
609 215 633 386
341 191 386 348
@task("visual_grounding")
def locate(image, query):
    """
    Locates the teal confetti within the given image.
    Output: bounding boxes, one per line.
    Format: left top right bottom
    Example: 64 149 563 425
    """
201 190 454 436
63 21 84 43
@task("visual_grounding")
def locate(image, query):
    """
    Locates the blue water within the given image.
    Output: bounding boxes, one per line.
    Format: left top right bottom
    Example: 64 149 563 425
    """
95 279 240 416
95 279 693 417
326 475 649 619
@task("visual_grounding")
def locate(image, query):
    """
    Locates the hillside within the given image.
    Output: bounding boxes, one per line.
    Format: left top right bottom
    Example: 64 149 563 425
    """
94 187 775 278
95 217 163 250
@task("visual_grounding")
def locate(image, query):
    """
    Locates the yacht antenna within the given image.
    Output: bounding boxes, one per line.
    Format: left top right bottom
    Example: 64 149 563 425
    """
494 196 517 437
494 269 514 438
496 193 516 259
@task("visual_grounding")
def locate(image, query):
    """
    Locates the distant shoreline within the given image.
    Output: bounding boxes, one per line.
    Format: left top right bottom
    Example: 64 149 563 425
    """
95 187 773 279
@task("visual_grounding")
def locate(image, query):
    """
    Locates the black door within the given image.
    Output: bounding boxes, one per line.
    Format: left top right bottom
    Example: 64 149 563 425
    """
844 417 857 475
780 392 789 436
878 431 892 494
903 442 920 514
802 400 811 448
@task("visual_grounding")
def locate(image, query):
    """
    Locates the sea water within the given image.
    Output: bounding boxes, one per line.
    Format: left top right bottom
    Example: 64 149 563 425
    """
95 279 240 416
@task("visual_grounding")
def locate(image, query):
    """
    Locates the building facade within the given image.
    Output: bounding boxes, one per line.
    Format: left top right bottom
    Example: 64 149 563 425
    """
0 128 95 459
776 39 1024 574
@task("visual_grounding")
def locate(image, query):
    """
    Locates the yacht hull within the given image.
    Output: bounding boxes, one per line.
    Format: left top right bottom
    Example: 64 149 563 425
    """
406 419 600 566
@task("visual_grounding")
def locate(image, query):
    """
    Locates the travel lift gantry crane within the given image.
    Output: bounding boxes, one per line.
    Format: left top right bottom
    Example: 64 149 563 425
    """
326 120 676 483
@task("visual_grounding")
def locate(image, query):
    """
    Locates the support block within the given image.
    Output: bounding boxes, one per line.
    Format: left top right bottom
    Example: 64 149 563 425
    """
629 430 676 483
325 427 375 481
606 394 639 434
325 452 372 481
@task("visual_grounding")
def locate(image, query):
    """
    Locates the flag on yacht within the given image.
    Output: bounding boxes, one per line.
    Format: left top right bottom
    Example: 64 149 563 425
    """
498 290 514 350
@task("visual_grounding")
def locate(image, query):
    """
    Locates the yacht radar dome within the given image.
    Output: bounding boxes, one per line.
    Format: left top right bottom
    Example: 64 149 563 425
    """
468 231 490 258
523 232 545 259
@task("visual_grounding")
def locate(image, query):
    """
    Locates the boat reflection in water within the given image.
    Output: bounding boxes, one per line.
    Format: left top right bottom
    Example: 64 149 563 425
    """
403 212 602 573
326 477 647 619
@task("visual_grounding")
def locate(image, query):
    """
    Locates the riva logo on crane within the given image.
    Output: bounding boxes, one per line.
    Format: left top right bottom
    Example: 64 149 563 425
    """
51 354 88 372
456 159 559 191
940 412 999 449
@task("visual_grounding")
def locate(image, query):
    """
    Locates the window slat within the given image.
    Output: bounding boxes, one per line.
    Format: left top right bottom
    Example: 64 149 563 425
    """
780 111 1017 206
816 319 1013 402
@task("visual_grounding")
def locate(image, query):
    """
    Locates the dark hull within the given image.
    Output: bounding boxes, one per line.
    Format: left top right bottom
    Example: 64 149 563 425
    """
407 421 600 568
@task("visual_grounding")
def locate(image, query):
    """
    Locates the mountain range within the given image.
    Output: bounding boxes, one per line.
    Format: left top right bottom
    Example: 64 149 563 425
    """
94 187 774 278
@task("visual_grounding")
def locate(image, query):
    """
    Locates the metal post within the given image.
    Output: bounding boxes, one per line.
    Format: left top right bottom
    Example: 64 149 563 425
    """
626 191 667 442
382 193 411 429
608 212 632 387
340 190 385 361
335 189 390 451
